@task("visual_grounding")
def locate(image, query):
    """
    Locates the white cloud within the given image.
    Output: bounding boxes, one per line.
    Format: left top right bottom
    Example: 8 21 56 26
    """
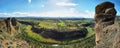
28 0 32 3
84 10 95 18
41 5 45 8
49 0 69 3
0 10 94 18
36 9 94 18
69 8 76 13
0 12 30 17
56 2 78 6
117 11 120 15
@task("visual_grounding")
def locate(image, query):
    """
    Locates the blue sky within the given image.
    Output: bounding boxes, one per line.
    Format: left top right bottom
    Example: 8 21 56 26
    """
0 0 120 18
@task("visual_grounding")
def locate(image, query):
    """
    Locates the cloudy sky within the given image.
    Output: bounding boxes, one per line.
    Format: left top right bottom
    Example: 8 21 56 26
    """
0 0 120 18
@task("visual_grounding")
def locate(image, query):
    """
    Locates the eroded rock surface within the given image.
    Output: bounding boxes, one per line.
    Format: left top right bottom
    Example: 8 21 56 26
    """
0 18 30 48
94 1 116 44
4 17 20 36
94 2 120 48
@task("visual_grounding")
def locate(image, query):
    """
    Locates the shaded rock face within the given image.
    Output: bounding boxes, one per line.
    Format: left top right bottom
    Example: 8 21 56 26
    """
94 2 116 44
95 2 115 14
31 26 88 41
94 2 120 48
11 18 17 26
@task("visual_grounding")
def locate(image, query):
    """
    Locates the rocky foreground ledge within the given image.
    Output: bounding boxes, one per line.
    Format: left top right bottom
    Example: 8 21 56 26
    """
94 2 120 48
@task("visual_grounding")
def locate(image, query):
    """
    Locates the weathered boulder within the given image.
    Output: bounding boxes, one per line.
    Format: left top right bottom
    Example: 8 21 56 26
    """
95 2 115 14
94 2 116 43
94 1 120 48
94 2 116 44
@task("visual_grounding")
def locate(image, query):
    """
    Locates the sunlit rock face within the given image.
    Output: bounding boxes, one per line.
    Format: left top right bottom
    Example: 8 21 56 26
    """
0 18 30 48
94 1 116 44
94 2 120 48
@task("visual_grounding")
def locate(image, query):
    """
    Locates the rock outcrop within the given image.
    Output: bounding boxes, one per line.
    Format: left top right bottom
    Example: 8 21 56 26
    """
4 17 20 36
0 17 30 48
94 2 120 48
94 1 116 44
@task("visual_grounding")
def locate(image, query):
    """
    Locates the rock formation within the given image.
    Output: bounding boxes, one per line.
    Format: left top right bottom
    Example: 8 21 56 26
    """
94 1 116 44
31 26 88 41
94 2 120 48
0 17 30 48
4 17 20 36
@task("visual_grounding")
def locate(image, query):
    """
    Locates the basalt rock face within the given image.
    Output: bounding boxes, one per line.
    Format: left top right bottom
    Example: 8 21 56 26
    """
95 2 120 48
31 26 88 41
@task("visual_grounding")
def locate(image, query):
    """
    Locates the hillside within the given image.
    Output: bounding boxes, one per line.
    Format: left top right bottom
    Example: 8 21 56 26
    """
0 18 30 48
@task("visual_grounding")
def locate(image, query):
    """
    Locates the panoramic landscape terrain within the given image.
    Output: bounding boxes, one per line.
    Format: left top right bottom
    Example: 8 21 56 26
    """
0 0 120 48
0 17 95 48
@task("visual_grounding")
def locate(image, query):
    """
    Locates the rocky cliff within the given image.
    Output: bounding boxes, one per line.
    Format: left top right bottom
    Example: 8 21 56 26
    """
0 18 29 48
94 2 120 48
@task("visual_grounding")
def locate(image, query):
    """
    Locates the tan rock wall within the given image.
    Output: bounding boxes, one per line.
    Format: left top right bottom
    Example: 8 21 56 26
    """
94 2 116 44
